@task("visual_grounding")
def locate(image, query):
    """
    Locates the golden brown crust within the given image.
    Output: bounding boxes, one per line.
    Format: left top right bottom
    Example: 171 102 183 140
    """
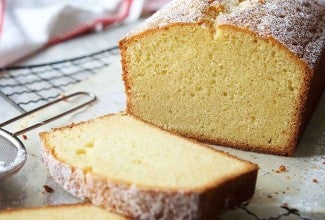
296 49 325 143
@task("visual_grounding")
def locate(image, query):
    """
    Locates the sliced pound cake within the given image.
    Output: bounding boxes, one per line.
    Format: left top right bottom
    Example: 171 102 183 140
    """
39 113 258 220
0 204 127 220
119 0 325 156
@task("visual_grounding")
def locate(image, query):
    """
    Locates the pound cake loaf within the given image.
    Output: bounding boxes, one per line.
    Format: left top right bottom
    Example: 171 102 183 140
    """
119 0 325 156
39 113 258 220
0 204 127 220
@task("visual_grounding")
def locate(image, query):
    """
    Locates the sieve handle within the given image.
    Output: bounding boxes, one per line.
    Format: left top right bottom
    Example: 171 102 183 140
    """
0 92 96 136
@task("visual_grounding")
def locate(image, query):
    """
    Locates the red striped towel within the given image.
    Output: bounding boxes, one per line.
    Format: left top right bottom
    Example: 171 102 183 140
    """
0 0 171 67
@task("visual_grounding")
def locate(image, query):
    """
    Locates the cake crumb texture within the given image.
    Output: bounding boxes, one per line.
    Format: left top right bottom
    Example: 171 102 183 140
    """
40 113 258 219
120 0 325 155
0 204 126 220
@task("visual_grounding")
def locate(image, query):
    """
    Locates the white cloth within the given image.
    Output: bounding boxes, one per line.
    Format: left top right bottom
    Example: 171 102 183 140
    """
0 0 146 67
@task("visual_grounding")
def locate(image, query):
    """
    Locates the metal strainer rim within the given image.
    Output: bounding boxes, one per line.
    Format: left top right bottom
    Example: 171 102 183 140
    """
0 92 96 180
0 128 27 179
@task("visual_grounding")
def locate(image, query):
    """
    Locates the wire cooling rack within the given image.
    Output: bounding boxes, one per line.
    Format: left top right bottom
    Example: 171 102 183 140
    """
0 46 119 113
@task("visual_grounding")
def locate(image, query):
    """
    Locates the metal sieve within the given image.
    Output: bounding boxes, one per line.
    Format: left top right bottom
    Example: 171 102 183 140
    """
0 92 96 180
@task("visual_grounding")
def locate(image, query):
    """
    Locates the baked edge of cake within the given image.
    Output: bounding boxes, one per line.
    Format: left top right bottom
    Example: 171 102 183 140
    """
39 113 258 219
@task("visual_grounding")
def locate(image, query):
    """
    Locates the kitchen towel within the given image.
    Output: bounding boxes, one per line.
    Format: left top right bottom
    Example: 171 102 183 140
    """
0 0 170 68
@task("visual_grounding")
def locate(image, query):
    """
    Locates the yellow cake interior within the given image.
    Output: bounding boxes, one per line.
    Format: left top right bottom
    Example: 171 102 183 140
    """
43 114 251 190
124 24 305 153
0 204 124 220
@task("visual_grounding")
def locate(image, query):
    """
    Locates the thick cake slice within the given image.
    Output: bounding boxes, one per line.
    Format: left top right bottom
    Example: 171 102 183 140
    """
39 113 258 220
119 0 325 156
0 204 126 220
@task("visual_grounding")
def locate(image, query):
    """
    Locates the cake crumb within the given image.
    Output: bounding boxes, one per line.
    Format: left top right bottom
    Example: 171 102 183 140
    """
323 161 325 165
22 134 27 140
60 94 68 102
267 195 273 199
282 203 289 207
312 178 318 183
43 185 54 193
279 165 286 171
276 165 287 173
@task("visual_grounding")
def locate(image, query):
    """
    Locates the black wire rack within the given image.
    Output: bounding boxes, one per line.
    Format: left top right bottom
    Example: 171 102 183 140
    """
0 46 119 113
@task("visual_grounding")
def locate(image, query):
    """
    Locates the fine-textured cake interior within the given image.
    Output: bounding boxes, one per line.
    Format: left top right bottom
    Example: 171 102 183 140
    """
122 24 306 155
40 113 257 190
0 204 126 220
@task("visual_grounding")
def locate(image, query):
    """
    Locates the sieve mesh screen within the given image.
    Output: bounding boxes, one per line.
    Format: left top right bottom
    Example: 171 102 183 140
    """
0 135 19 168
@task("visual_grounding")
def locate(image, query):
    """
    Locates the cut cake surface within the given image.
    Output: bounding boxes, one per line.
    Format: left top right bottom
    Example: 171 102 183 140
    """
39 113 258 219
119 0 325 156
0 204 126 220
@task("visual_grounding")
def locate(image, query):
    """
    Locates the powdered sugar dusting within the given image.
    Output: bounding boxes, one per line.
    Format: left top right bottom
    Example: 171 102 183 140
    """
218 0 325 69
124 0 325 70
127 0 210 37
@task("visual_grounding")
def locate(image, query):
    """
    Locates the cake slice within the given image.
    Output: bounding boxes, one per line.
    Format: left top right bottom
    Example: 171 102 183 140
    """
39 113 258 219
0 204 127 220
119 0 325 156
